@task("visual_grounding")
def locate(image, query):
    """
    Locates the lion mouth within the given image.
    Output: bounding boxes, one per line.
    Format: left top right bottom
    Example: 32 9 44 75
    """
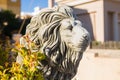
79 34 90 52
71 33 90 52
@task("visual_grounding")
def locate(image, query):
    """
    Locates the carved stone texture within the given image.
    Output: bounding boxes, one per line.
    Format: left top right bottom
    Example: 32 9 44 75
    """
17 5 90 80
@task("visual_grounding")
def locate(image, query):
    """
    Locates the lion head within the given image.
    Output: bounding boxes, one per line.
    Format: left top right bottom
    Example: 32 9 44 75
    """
19 5 90 80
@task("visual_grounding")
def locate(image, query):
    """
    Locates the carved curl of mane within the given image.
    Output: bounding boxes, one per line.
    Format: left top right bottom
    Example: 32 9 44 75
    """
19 6 90 80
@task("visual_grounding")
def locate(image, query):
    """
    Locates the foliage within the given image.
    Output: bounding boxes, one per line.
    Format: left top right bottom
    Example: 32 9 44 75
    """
0 45 10 66
0 10 31 38
0 10 22 37
0 36 45 80
0 37 12 66
0 10 16 25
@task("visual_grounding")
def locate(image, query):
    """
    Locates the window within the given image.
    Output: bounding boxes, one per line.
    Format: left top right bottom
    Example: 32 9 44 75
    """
11 0 17 2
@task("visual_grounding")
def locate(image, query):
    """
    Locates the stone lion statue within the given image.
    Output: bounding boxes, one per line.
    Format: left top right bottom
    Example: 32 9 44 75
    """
17 5 90 80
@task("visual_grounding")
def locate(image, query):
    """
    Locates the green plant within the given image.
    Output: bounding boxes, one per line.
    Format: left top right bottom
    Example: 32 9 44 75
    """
0 38 12 67
0 35 45 80
0 45 9 66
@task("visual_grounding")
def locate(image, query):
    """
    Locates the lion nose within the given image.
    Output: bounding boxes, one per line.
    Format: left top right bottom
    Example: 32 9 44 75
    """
83 34 87 38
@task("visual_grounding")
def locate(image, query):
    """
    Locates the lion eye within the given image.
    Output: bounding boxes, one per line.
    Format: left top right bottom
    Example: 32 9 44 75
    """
74 22 77 25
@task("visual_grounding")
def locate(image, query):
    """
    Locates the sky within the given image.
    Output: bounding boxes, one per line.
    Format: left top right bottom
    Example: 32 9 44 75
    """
21 0 48 13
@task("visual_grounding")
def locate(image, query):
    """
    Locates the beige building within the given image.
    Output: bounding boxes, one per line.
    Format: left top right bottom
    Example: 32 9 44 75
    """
55 0 120 42
0 0 21 15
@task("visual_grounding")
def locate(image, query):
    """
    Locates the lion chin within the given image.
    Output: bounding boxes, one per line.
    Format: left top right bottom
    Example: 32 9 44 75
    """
17 5 90 80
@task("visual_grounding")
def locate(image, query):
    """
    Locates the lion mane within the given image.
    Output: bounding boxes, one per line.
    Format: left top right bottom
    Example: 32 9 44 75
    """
18 6 90 80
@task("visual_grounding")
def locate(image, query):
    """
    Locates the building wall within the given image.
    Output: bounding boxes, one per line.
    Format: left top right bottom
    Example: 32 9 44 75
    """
0 0 20 15
55 0 120 42
73 0 104 42
55 0 97 6
0 0 7 9
7 0 21 15
104 0 120 41
56 0 105 42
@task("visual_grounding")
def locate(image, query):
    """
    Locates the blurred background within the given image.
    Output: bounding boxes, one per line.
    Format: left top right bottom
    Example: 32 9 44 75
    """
0 0 120 80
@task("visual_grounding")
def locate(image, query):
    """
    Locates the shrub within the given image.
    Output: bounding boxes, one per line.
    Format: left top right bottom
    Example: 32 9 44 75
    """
0 36 45 80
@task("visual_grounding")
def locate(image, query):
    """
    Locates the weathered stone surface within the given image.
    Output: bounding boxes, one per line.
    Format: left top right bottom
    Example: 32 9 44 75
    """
17 5 90 80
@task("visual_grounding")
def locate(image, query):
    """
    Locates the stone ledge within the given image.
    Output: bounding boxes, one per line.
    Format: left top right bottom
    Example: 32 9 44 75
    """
84 49 120 58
